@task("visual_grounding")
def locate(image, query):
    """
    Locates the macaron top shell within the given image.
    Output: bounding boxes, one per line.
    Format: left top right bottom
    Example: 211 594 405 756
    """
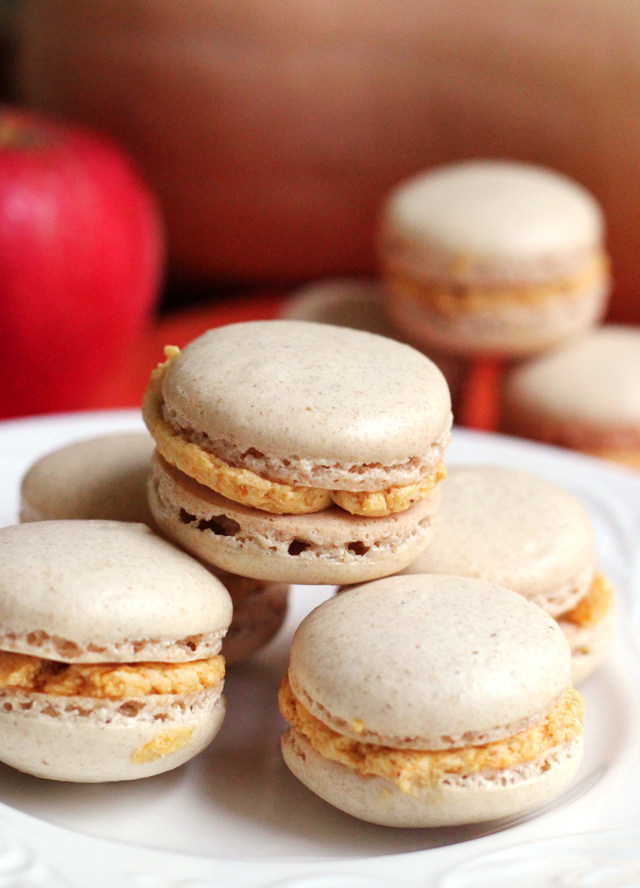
20 432 154 524
280 278 391 336
0 521 233 662
160 320 452 466
288 574 570 750
382 160 604 283
403 465 596 613
503 325 640 427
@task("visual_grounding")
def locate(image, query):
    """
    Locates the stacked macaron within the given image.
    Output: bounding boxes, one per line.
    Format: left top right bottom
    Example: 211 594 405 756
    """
500 325 640 469
143 319 452 585
279 574 585 827
401 465 615 683
279 159 611 429
19 432 289 665
377 159 609 360
0 520 232 781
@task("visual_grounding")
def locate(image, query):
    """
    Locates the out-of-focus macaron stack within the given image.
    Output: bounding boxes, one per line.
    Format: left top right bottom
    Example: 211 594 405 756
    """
500 324 640 469
279 157 640 473
377 159 609 361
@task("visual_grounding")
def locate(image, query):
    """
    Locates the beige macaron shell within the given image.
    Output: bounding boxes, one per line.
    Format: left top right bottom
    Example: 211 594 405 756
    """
0 687 225 782
0 521 232 662
160 320 452 467
289 575 571 749
403 465 596 615
148 455 441 585
279 278 392 336
218 571 289 665
501 325 640 442
282 729 583 828
20 432 155 525
381 160 604 285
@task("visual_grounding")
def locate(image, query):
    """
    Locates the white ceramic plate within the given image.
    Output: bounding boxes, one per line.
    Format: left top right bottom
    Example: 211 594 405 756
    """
0 410 639 888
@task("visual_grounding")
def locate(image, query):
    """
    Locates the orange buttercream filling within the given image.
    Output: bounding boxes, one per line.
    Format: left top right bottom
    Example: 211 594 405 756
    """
561 572 612 628
279 676 584 794
0 651 224 698
142 348 444 517
383 252 607 317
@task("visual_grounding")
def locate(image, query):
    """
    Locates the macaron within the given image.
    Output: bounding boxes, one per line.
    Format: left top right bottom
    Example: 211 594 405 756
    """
378 159 609 358
0 520 233 782
279 574 584 827
500 325 640 469
143 320 451 583
18 432 288 665
401 465 615 683
20 432 155 524
279 277 392 336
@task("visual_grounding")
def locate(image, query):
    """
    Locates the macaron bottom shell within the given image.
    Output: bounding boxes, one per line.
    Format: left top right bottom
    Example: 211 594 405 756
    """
281 730 584 828
0 688 225 782
385 279 606 359
148 456 441 586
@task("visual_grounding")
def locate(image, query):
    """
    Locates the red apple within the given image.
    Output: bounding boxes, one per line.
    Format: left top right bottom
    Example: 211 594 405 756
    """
0 105 164 419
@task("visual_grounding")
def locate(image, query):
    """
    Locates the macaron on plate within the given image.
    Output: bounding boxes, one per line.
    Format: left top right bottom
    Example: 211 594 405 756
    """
0 520 232 782
143 320 452 584
0 409 638 887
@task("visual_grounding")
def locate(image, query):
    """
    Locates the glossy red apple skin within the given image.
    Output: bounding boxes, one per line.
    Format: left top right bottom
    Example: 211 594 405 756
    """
0 106 164 419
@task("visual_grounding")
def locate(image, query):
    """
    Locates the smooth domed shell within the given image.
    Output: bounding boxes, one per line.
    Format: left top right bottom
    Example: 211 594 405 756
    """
502 325 640 427
20 432 155 524
404 465 596 612
383 160 603 267
0 520 233 660
161 320 452 464
288 574 571 749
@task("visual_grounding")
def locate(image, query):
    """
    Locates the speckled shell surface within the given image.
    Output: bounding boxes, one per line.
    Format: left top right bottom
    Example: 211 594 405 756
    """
0 520 232 661
160 320 452 464
380 159 604 285
288 574 571 749
403 465 596 614
20 432 154 524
